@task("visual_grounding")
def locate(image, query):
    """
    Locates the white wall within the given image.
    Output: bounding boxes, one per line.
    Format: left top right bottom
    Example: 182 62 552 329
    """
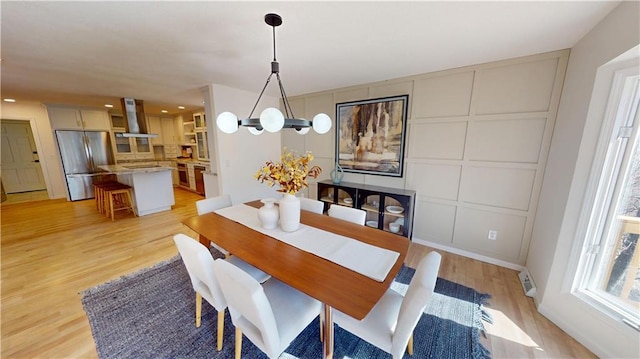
210 84 283 204
527 2 640 358
0 101 67 199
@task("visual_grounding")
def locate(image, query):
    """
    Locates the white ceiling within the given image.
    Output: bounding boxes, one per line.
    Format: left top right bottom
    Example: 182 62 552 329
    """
1 1 620 115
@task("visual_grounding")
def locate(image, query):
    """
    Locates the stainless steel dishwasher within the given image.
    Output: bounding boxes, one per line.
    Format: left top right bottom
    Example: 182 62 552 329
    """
193 165 206 195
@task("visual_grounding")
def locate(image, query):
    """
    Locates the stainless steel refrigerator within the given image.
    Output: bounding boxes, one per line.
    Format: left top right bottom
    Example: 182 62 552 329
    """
56 130 115 201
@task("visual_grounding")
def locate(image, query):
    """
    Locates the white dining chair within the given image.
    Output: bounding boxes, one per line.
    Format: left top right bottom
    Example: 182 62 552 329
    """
173 234 270 351
195 194 234 256
333 251 442 359
327 204 366 225
300 197 324 214
213 259 322 359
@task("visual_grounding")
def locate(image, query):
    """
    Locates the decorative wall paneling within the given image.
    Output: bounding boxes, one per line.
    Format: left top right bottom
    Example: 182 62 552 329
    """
285 49 569 266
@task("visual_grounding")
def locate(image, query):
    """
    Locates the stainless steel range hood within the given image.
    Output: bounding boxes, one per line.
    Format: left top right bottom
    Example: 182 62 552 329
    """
120 97 158 138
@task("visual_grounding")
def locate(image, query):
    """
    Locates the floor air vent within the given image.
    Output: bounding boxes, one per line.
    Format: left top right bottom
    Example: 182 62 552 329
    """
518 267 537 297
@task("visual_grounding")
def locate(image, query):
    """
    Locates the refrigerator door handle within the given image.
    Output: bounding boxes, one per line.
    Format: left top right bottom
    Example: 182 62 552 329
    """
84 133 96 172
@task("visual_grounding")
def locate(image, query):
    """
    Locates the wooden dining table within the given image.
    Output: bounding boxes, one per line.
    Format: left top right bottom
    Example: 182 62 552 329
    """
181 200 410 359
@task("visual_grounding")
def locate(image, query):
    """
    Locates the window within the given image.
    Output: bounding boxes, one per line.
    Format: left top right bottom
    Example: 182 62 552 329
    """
575 67 639 328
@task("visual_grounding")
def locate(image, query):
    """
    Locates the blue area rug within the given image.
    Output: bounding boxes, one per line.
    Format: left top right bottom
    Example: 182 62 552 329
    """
81 253 492 359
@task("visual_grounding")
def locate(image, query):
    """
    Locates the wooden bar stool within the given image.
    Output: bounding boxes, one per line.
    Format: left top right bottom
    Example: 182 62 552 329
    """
93 183 103 213
103 183 136 221
93 181 122 215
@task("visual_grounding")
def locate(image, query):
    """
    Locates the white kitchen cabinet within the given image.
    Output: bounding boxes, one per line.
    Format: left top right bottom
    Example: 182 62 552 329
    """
148 115 180 146
115 153 137 161
161 117 179 145
134 137 152 156
187 163 196 191
193 112 206 130
183 120 196 145
80 110 111 130
48 107 81 129
147 116 164 144
109 111 126 130
190 111 209 161
164 144 179 159
48 106 111 131
195 130 209 161
112 132 154 161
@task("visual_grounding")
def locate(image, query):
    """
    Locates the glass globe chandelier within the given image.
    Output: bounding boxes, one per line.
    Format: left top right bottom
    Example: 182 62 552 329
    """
216 13 332 136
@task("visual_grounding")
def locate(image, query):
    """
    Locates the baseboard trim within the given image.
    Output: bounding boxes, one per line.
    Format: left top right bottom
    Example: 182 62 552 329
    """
412 237 524 271
537 303 611 358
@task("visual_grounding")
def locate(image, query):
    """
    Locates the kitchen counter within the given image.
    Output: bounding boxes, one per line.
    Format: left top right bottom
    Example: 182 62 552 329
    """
98 164 174 174
98 164 175 216
176 158 211 166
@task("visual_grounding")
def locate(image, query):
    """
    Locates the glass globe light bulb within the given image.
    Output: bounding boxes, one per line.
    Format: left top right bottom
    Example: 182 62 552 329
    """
248 127 264 135
260 108 285 132
295 128 310 135
312 113 332 134
295 119 311 135
216 112 239 134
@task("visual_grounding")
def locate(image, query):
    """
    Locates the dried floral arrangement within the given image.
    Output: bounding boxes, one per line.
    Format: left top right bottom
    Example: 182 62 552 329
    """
255 148 322 195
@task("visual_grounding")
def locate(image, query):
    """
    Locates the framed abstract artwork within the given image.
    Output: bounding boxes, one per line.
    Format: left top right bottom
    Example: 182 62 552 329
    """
335 95 409 177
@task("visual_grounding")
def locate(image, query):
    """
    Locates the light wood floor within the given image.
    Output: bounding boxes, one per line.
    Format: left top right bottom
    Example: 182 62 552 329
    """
2 189 49 205
1 188 595 358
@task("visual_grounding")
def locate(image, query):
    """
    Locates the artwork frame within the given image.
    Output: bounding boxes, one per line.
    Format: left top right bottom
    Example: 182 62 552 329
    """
335 95 409 177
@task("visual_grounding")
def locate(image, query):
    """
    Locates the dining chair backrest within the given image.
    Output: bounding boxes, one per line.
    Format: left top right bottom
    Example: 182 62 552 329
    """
213 259 281 356
300 197 324 214
173 233 226 311
196 194 233 215
391 251 442 357
195 194 233 256
328 204 366 225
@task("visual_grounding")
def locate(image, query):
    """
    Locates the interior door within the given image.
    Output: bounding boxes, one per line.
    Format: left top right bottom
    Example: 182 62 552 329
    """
1 120 46 193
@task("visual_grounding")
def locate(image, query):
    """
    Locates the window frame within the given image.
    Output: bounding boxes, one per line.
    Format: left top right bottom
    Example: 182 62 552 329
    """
572 64 640 328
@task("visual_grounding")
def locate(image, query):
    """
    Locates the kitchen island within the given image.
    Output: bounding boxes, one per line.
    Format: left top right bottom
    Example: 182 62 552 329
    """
98 164 175 216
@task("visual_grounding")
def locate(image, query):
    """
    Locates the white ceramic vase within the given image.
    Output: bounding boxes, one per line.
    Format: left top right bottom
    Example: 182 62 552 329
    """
258 198 279 229
279 193 300 232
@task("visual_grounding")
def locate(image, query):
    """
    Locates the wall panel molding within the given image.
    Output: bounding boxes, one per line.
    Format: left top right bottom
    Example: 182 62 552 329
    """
286 49 570 266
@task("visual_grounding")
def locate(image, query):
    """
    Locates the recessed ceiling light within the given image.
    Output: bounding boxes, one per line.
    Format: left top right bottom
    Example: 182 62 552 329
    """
3 98 16 103
161 110 168 113
104 104 114 108
178 106 185 110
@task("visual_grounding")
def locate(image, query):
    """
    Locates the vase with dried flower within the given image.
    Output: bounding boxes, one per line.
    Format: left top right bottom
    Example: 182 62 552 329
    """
255 148 322 232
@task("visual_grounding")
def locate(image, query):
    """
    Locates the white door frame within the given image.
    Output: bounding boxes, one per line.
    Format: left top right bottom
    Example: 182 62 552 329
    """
1 117 52 197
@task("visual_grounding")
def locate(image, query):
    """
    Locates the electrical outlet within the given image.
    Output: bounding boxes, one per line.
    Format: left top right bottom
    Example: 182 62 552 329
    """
488 230 498 240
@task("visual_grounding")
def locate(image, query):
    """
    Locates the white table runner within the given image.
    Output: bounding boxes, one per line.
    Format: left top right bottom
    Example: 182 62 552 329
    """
215 204 400 282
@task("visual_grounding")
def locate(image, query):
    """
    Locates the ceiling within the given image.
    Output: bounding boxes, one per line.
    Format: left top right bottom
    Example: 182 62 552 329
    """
1 1 620 116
